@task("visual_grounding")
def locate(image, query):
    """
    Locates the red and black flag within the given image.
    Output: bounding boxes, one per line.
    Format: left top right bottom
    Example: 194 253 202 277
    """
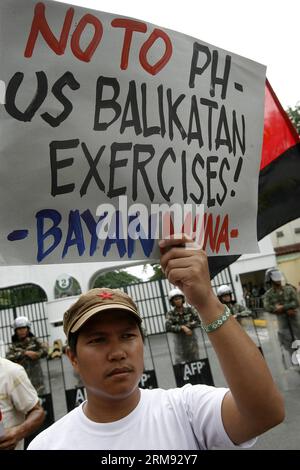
209 80 300 278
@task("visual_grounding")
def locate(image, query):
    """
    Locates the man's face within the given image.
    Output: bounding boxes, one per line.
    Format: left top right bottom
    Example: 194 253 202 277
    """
67 310 144 401
221 294 231 304
15 327 29 340
172 296 184 307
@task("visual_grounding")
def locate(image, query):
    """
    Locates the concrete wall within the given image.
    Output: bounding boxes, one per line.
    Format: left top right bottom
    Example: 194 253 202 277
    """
271 217 300 247
277 254 300 288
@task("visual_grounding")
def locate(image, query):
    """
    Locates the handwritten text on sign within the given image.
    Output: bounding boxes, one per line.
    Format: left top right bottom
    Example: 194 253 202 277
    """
0 0 266 264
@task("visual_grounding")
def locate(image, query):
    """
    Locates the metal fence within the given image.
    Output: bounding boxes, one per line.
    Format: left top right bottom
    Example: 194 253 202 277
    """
2 270 298 431
0 284 49 351
123 268 234 335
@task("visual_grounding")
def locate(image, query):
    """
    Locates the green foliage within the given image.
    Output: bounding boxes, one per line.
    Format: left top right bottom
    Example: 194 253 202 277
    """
286 103 300 134
0 292 10 308
93 270 142 289
0 284 47 308
148 263 165 281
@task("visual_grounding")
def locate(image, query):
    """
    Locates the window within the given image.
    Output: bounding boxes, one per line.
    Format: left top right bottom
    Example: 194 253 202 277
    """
294 227 300 234
276 231 284 238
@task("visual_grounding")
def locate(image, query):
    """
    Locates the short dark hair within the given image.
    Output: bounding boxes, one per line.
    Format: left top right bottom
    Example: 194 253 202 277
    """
68 323 145 355
68 331 79 355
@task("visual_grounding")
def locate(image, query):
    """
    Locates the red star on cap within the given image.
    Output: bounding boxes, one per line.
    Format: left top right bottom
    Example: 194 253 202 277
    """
97 292 113 300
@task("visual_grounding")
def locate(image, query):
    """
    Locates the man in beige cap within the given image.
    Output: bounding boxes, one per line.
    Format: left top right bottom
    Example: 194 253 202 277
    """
28 235 284 450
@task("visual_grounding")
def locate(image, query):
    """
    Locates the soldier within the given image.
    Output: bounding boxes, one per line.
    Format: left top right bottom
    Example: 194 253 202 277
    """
165 288 200 363
6 316 48 395
216 285 250 322
263 268 300 362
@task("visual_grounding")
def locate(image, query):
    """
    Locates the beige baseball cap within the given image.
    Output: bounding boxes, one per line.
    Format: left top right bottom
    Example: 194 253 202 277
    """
63 288 141 339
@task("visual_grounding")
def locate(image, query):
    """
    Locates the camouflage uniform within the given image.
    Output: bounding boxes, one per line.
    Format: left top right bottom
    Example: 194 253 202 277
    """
263 285 300 353
227 303 251 325
228 303 248 317
165 307 200 364
6 335 48 395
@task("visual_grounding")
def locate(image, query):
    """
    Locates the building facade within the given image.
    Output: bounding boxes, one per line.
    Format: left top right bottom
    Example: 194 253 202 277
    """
270 217 300 289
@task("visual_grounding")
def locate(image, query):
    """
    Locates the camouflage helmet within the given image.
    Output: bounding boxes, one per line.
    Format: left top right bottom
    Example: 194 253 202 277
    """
217 285 232 297
13 316 31 330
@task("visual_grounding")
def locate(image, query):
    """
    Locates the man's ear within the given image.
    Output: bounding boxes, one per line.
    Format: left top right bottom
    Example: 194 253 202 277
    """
66 346 79 371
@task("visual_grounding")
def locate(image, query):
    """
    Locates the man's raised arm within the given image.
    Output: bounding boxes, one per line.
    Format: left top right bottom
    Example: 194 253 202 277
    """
159 234 284 445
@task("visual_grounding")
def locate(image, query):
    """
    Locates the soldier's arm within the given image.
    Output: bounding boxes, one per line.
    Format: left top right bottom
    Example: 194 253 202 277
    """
23 338 47 361
165 314 181 333
237 303 246 313
24 338 47 360
187 308 200 328
236 303 252 316
6 345 24 362
263 293 276 313
283 288 299 311
34 338 49 359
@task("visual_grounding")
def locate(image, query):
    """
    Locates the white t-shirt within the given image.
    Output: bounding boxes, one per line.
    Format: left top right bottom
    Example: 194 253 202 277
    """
28 384 256 450
0 357 39 450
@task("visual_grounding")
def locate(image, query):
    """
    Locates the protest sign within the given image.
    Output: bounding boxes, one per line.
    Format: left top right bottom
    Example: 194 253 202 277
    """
0 0 266 265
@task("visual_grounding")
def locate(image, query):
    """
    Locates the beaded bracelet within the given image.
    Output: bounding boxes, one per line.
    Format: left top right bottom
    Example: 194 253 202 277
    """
201 304 231 333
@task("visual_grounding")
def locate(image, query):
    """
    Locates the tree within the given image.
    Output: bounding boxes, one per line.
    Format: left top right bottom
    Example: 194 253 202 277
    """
0 284 47 309
148 263 165 281
286 103 300 134
93 270 142 289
